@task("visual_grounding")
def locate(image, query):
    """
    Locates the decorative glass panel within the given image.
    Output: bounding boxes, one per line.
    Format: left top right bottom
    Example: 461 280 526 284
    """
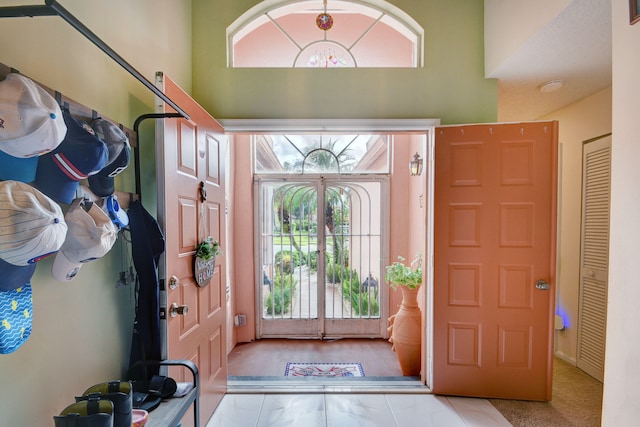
229 0 423 68
255 134 390 174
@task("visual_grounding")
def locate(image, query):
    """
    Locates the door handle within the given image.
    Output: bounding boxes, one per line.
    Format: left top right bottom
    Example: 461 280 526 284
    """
170 302 189 317
535 279 551 290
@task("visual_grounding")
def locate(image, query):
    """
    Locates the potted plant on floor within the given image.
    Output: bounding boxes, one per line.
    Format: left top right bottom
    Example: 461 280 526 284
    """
385 252 423 376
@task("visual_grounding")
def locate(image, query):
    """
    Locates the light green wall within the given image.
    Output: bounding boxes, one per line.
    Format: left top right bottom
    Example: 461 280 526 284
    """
0 1 498 425
192 0 498 125
0 1 191 426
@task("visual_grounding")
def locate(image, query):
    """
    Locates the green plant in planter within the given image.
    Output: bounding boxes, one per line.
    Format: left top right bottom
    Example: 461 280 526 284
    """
385 252 423 290
195 237 221 260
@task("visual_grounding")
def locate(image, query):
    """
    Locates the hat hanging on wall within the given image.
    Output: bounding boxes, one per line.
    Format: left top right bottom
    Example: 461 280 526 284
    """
0 73 67 182
51 198 118 282
0 180 68 291
89 118 131 197
33 110 108 204
0 73 67 157
0 150 38 183
0 283 33 354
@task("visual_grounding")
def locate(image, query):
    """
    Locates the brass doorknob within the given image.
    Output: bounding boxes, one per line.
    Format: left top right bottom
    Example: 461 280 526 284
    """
170 302 189 317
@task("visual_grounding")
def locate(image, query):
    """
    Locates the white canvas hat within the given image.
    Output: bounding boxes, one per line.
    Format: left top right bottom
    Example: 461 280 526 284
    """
0 180 67 266
0 180 68 290
0 73 67 158
52 199 117 282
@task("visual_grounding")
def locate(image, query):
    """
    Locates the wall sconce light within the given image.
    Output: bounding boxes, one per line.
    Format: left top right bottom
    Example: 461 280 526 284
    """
409 152 423 176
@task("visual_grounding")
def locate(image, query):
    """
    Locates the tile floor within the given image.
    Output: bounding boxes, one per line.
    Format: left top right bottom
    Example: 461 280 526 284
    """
206 393 512 426
207 339 512 426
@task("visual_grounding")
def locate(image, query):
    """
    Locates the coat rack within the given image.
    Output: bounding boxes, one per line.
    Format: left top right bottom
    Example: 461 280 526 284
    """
0 0 189 120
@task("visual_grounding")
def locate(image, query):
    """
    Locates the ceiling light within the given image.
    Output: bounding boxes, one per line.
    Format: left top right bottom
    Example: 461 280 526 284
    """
316 0 333 31
538 80 564 93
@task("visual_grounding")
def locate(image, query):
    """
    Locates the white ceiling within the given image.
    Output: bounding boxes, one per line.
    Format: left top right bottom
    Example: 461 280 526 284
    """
487 0 612 122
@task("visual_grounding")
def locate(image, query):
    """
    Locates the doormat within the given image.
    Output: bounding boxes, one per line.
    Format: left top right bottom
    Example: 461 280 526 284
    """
284 362 365 377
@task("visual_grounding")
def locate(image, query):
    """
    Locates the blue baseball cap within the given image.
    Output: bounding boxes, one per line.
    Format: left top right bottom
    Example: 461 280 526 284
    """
0 283 33 354
88 118 131 197
0 258 36 292
34 111 108 204
0 150 38 182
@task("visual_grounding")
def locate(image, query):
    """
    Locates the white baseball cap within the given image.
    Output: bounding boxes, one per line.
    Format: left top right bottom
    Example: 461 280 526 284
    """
0 73 67 158
52 199 117 282
0 180 68 290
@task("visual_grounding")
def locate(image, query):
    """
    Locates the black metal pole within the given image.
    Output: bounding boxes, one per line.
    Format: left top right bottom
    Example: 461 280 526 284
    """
43 0 190 120
133 113 184 199
0 5 56 17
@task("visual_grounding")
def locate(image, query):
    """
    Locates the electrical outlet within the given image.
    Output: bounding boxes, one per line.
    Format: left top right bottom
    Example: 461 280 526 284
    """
234 314 247 327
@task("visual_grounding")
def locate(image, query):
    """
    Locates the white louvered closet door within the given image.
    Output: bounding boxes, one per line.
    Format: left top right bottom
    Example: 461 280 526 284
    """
577 134 611 382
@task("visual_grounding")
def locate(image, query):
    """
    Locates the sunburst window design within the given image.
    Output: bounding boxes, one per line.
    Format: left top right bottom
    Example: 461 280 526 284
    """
228 0 423 68
254 134 390 174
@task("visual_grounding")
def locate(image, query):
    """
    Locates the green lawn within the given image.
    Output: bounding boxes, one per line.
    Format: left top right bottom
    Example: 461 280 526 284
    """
273 235 318 247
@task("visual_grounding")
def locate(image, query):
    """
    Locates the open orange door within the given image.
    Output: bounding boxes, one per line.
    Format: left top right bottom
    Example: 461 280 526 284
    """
432 122 557 400
156 73 227 426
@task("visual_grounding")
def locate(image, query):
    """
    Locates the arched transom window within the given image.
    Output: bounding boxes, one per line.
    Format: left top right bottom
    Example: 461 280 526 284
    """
227 0 424 68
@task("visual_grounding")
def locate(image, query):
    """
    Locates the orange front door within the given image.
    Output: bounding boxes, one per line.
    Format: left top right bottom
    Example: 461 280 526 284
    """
432 122 557 400
156 73 227 426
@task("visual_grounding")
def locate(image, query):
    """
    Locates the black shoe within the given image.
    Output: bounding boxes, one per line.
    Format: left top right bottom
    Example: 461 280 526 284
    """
131 375 177 412
54 397 113 427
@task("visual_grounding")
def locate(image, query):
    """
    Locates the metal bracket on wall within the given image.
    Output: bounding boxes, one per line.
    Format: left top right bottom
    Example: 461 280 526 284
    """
0 0 190 120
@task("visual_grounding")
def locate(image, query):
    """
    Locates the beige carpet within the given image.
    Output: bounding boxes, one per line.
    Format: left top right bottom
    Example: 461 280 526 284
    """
489 358 603 426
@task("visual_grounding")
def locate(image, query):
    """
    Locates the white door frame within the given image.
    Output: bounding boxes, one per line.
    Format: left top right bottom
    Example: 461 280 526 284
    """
220 118 439 389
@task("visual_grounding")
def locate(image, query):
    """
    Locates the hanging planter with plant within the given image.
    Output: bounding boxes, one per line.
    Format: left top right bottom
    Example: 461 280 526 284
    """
194 236 221 287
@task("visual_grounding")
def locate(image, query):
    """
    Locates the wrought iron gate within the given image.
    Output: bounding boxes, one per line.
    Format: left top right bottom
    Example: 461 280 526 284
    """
256 176 389 338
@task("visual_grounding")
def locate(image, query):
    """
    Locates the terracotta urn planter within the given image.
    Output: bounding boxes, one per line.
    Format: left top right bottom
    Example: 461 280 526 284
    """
385 253 423 376
388 286 421 376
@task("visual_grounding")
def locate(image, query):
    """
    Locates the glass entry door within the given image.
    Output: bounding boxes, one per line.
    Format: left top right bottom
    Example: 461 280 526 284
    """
257 176 389 338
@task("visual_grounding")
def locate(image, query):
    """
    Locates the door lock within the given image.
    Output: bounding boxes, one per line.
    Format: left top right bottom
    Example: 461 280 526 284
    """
169 276 179 290
170 302 189 317
535 279 551 290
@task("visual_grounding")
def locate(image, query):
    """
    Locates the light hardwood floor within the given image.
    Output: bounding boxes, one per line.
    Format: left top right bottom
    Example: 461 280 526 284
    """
227 338 405 377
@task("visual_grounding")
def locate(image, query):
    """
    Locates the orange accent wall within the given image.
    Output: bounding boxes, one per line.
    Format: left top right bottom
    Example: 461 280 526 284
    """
232 135 257 344
388 134 427 314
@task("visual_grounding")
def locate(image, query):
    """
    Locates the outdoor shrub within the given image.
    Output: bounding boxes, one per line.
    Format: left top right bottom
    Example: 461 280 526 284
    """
351 288 379 317
340 269 361 299
265 288 290 315
264 273 297 315
326 260 346 283
340 270 379 316
275 250 304 274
